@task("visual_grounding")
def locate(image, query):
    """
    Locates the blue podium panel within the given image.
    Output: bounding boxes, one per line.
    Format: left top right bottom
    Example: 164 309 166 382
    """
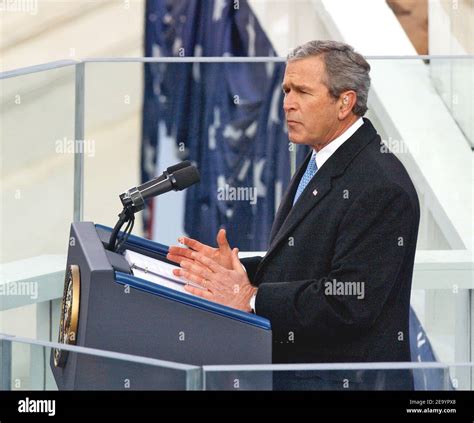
51 222 272 390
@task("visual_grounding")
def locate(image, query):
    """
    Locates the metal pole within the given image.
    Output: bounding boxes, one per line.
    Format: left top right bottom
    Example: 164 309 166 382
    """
0 339 12 390
73 62 85 222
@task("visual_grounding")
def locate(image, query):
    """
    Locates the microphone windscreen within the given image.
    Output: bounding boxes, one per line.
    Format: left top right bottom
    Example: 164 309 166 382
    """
167 160 191 173
174 165 200 190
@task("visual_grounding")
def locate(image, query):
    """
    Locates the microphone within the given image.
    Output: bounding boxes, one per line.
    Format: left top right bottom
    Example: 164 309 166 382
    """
108 160 199 252
136 160 191 194
119 162 200 213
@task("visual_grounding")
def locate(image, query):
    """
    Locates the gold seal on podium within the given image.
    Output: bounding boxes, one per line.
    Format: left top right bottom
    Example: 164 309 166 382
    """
53 264 81 368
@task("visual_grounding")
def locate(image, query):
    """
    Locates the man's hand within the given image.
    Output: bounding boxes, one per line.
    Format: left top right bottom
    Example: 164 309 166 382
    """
174 247 257 312
167 229 234 272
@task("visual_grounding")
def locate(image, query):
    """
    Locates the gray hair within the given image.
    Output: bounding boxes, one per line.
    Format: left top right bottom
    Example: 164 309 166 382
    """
287 40 371 116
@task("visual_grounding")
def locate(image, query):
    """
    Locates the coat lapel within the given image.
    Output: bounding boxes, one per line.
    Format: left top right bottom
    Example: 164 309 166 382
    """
268 163 333 253
254 118 378 282
268 150 312 242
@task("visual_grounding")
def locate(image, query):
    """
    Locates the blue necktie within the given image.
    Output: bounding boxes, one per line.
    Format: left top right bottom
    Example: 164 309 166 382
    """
293 152 318 205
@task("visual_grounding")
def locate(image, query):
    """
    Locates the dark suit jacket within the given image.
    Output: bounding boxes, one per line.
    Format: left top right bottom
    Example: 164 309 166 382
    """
242 118 420 387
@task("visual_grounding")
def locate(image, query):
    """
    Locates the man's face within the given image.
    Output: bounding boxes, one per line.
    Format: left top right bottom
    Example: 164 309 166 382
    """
282 56 340 148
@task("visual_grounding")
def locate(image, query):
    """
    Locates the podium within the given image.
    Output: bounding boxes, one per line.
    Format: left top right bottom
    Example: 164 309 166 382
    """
50 222 272 390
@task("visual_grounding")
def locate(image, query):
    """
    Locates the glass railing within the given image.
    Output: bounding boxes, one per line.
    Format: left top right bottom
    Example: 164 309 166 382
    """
430 57 473 147
0 333 201 390
0 61 76 264
1 57 472 253
83 57 473 242
1 332 471 391
1 282 471 390
1 57 472 391
202 362 474 391
0 61 78 340
368 57 473 150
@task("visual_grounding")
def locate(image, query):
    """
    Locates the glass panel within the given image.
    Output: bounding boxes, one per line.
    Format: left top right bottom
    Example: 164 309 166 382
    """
82 62 145 237
411 288 462 364
0 334 200 390
0 65 76 264
81 61 290 245
430 58 473 148
0 65 76 339
202 363 472 391
81 58 473 248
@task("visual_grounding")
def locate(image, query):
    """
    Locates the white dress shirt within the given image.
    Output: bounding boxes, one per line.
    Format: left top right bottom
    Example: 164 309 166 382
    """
313 117 364 170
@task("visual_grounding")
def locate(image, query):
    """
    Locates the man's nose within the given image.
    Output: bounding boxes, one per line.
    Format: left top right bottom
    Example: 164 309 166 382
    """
283 92 297 113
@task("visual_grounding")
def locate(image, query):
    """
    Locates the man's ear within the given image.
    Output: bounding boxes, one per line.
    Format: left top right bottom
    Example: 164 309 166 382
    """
338 91 357 120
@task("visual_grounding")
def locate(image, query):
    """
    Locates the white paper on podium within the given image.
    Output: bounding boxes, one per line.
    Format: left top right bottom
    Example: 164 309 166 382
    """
123 249 204 294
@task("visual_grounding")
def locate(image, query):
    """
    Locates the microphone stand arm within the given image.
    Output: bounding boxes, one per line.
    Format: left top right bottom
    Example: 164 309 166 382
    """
107 203 135 252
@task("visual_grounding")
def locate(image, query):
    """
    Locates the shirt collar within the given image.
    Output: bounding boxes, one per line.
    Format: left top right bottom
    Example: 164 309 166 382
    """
312 117 364 170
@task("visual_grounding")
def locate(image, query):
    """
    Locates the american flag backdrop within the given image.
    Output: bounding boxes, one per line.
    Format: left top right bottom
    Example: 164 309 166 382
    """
142 0 307 250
